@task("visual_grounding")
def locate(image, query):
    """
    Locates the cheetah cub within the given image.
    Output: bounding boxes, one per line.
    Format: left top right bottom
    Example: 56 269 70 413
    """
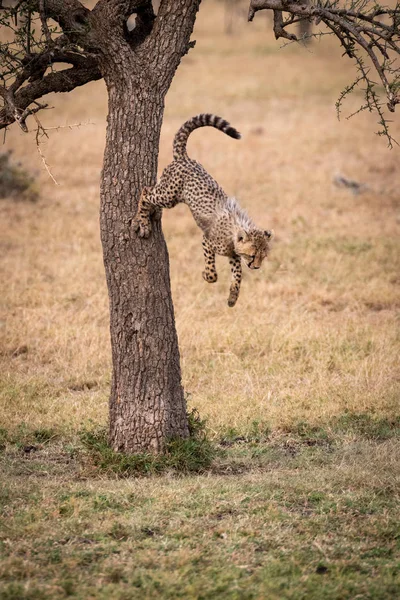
133 114 273 307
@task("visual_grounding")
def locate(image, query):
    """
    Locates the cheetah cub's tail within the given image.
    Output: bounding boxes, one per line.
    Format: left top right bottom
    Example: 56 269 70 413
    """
173 114 241 160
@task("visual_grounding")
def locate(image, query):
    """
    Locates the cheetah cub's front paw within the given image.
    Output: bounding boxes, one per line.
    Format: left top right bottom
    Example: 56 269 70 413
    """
132 218 152 239
138 220 152 238
202 270 218 284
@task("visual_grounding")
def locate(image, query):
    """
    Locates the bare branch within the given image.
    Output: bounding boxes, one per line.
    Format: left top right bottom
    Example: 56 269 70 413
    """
0 0 104 130
0 59 101 130
37 0 90 36
273 9 297 41
0 84 47 132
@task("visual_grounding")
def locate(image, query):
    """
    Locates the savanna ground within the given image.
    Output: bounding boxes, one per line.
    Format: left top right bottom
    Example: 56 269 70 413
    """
1 2 400 598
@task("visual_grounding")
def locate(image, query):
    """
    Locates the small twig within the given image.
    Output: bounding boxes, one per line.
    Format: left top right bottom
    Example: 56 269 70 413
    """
33 113 59 185
31 116 93 184
36 141 59 184
336 75 364 119
42 120 94 132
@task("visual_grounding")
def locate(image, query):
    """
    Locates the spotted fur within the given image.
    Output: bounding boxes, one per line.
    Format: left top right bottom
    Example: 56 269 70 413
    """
133 113 273 307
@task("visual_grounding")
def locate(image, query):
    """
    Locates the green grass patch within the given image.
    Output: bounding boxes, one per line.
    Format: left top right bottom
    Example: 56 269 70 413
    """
218 414 400 449
0 414 399 599
332 413 400 440
219 419 271 446
0 424 58 453
276 414 400 443
80 410 216 477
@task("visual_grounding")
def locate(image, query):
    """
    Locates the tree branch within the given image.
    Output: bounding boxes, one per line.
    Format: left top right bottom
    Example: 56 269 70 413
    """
0 59 101 130
35 0 90 36
273 9 297 41
150 0 201 66
247 0 400 143
0 0 105 130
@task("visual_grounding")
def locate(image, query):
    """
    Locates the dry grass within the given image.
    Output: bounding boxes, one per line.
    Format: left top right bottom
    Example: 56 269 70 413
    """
1 2 399 436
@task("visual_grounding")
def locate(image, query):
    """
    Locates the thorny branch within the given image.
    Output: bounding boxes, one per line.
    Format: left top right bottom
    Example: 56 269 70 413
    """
33 111 59 184
32 115 93 183
248 0 400 145
31 113 92 183
0 0 160 134
0 0 101 131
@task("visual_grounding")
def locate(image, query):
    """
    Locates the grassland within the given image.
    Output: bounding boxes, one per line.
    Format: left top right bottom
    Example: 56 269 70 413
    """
1 1 399 598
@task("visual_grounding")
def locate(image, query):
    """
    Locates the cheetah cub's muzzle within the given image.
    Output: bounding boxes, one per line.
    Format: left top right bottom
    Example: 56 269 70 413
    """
235 229 273 271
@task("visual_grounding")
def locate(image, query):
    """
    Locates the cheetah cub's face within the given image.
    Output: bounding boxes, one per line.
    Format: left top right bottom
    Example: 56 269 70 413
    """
235 229 273 270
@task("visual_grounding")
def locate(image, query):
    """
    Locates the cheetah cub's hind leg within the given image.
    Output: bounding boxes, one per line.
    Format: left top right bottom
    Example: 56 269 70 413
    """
228 254 242 307
132 186 154 239
133 169 181 238
202 236 218 284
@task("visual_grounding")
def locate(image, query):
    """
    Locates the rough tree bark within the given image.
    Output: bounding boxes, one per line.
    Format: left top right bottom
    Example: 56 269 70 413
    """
90 0 201 452
101 84 188 453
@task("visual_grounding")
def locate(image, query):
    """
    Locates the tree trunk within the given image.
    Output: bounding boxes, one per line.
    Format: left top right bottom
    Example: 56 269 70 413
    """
98 47 189 454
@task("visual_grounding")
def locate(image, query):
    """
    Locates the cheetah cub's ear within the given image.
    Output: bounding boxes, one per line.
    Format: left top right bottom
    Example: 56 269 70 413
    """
237 230 249 243
264 229 274 239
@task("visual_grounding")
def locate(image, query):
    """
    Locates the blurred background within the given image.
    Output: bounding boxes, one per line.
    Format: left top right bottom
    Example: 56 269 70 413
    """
1 0 399 437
